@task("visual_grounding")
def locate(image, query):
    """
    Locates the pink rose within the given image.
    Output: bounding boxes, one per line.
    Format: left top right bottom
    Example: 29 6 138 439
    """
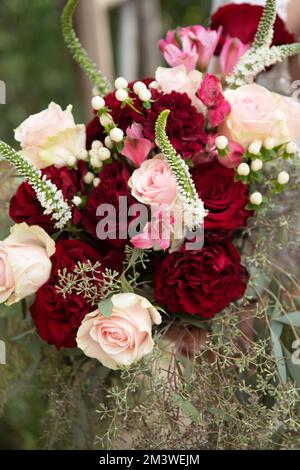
76 293 162 369
221 84 300 147
219 37 250 77
15 102 86 169
155 66 203 111
0 223 55 305
129 154 178 207
121 123 154 167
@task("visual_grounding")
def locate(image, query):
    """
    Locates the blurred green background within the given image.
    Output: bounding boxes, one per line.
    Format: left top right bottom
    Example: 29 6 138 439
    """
0 0 211 450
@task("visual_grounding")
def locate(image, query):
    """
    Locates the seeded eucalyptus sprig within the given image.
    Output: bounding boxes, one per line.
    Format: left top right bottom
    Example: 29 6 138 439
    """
227 0 300 88
155 110 207 229
62 0 111 96
0 141 72 230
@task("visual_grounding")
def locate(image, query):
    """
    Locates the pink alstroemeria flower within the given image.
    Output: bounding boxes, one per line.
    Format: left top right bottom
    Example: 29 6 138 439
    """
198 74 231 128
159 30 198 73
219 37 250 77
131 207 184 252
121 123 154 167
187 25 222 71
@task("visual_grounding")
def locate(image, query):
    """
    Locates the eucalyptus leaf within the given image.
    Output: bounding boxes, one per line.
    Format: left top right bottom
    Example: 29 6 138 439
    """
269 321 287 384
273 312 300 327
283 345 300 388
172 393 203 424
98 297 113 318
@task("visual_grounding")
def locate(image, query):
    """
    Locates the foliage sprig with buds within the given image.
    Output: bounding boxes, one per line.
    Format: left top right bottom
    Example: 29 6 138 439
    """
62 0 111 96
155 110 207 229
0 141 72 229
227 0 300 88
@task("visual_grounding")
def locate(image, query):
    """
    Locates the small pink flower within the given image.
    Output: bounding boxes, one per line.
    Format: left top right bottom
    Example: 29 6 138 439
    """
121 123 154 167
131 205 184 252
198 74 231 127
217 140 245 169
220 37 250 77
159 30 198 72
187 25 222 71
129 154 178 207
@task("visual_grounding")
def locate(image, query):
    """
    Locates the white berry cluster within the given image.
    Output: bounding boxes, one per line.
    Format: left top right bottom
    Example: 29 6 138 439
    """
91 93 124 145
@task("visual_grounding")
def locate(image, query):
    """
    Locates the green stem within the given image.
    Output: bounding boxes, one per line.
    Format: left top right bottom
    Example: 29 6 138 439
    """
62 0 111 96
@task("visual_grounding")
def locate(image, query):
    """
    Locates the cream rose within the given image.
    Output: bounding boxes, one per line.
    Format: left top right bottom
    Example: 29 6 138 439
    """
221 84 300 147
76 293 162 369
155 65 203 111
0 223 55 305
129 154 178 207
15 102 86 169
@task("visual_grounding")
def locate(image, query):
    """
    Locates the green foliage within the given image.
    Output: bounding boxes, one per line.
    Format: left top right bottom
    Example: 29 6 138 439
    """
62 0 111 96
0 0 80 145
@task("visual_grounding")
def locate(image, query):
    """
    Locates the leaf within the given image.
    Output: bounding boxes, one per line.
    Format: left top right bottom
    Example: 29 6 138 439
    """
172 393 203 424
283 345 300 388
273 312 300 327
98 297 113 318
269 320 287 384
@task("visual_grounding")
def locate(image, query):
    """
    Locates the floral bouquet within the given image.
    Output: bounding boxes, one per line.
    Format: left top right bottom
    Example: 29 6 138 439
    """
1 0 300 449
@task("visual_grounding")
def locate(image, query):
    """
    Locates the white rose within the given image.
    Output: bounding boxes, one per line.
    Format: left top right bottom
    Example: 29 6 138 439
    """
15 102 86 168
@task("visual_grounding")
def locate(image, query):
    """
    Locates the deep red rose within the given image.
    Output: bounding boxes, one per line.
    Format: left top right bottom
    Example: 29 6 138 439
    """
137 91 207 159
211 3 295 52
154 241 248 318
198 74 231 127
30 239 102 349
86 79 153 149
82 160 137 247
9 164 87 232
192 161 252 235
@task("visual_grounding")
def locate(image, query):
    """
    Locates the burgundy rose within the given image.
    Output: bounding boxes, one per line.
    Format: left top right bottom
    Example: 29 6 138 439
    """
82 160 137 247
30 239 102 349
9 164 87 233
154 241 248 318
192 161 252 235
86 79 153 150
137 91 207 159
211 3 295 52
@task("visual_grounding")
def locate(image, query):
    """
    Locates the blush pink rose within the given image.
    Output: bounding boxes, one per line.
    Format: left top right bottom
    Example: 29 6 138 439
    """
15 102 86 169
76 293 162 369
129 154 178 207
0 223 55 305
221 84 300 147
155 65 204 111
